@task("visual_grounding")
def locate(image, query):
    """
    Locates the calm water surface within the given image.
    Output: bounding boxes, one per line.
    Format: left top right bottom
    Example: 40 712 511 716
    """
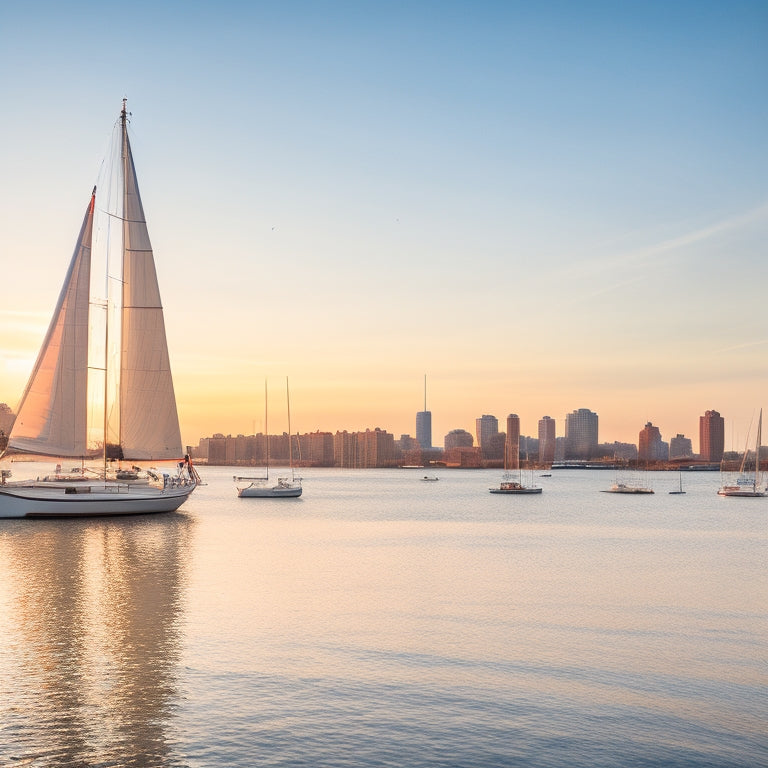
0 467 766 767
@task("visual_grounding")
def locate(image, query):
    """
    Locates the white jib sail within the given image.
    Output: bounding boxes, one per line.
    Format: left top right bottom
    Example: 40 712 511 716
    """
6 191 95 457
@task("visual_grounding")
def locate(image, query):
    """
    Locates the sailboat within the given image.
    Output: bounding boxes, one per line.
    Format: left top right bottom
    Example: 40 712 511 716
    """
234 378 302 498
0 102 197 518
489 437 542 494
669 470 686 494
718 409 765 497
602 457 654 494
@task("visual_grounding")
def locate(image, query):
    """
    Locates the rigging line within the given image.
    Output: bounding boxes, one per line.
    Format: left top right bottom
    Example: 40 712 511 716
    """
98 209 146 224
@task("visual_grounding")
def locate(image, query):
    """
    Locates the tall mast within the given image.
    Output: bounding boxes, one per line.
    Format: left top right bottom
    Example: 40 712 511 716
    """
265 379 269 474
286 377 293 479
756 409 762 490
117 98 128 463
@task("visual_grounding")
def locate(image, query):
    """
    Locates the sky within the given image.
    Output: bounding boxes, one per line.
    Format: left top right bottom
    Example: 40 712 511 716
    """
0 1 767 450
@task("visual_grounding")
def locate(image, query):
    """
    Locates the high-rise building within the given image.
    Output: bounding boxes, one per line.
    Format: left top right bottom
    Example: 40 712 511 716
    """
506 414 520 469
669 434 693 460
638 422 664 462
699 410 724 462
416 375 432 449
564 408 598 459
475 414 499 457
538 416 556 465
416 411 432 450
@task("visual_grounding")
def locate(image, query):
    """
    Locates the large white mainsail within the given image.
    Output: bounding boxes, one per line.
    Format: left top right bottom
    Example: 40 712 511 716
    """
118 104 182 460
6 190 95 458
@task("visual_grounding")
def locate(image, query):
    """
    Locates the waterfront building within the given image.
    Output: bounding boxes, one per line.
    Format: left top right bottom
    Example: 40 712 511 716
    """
475 414 499 458
0 403 15 436
444 429 474 450
357 428 396 468
669 434 693 460
521 435 538 461
538 416 556 465
307 431 335 466
638 422 664 462
396 434 420 452
699 410 724 462
564 408 598 459
600 441 638 461
442 446 482 468
334 430 358 468
486 431 506 461
205 434 229 464
505 414 520 469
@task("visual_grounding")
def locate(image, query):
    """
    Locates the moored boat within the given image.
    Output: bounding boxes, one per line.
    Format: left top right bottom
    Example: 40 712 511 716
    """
718 409 765 498
490 479 543 495
602 483 654 494
235 378 302 498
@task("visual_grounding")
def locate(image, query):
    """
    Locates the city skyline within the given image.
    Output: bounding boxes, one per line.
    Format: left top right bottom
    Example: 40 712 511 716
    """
188 401 748 456
0 388 761 455
0 3 766 451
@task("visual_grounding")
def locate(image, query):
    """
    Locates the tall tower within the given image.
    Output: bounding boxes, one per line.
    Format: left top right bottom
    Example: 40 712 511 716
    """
564 408 598 460
699 410 724 462
538 415 556 465
415 375 432 450
505 414 520 469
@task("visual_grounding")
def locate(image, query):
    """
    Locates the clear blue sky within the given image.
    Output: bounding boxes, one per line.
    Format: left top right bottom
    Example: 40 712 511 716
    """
1 1 766 448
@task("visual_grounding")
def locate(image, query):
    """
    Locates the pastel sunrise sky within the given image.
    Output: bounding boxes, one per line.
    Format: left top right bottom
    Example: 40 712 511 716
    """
0 1 766 449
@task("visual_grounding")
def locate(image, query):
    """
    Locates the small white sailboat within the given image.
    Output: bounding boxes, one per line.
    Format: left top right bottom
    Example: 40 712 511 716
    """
0 102 197 518
602 458 653 494
235 378 302 498
602 482 654 494
718 409 765 497
489 440 542 494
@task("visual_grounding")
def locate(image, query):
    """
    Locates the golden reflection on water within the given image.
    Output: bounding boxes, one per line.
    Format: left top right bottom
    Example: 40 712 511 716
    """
0 513 193 766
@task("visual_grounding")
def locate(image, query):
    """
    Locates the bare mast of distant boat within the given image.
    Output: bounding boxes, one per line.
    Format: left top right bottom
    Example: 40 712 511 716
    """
234 378 302 498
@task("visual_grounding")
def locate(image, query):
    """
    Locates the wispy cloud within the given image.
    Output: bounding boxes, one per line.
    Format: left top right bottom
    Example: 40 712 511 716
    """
714 339 768 354
566 200 768 279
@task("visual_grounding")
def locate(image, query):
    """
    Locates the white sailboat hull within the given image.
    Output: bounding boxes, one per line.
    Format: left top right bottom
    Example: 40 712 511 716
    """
602 483 654 494
236 482 302 498
0 481 196 518
489 486 542 494
717 486 766 497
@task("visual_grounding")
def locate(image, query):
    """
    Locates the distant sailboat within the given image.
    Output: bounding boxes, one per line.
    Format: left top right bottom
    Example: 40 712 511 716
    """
669 470 686 494
602 457 653 494
235 378 302 498
489 438 542 495
718 409 765 497
0 102 197 518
